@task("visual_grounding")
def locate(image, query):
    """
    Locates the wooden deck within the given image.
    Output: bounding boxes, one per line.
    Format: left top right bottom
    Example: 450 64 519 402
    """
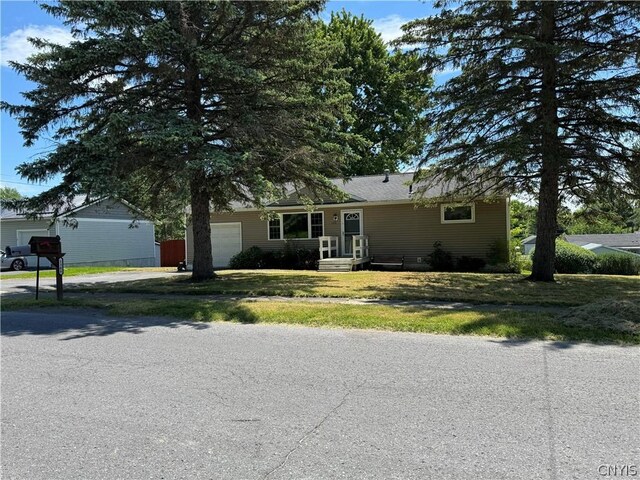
317 256 370 272
318 235 369 272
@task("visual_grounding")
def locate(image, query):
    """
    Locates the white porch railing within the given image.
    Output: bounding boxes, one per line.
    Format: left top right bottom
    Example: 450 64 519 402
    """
352 235 369 259
319 236 339 259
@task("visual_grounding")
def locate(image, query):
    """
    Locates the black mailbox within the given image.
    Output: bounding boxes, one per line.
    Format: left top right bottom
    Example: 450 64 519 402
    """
29 235 62 255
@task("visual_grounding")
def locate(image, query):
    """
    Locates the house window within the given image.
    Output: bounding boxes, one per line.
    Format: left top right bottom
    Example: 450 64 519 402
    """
268 218 281 240
283 213 308 239
268 212 324 240
441 203 475 223
310 213 323 238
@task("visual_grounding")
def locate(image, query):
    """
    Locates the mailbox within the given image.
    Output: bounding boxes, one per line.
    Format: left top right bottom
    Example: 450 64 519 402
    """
27 235 65 301
28 236 62 255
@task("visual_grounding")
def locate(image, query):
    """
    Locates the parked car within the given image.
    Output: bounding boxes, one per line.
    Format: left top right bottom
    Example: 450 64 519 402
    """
1 252 28 271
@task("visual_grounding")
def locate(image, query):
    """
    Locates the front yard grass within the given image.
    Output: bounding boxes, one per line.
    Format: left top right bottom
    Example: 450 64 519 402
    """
3 266 140 280
2 297 637 344
70 269 639 307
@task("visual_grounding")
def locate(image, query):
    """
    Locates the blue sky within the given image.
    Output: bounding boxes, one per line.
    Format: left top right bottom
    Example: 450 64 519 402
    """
1 1 440 196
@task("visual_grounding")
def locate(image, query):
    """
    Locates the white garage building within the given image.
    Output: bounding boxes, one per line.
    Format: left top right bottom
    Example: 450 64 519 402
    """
1 197 156 267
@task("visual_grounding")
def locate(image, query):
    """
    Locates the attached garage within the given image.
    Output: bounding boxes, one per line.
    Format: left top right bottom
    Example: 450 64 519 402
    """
211 222 242 267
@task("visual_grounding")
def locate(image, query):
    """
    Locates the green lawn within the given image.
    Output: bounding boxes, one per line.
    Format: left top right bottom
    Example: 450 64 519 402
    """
2 297 637 344
69 269 639 307
4 266 146 280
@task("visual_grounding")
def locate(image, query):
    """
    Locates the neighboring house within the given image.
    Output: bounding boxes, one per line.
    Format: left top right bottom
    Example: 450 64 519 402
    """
521 235 537 255
1 197 156 267
522 233 640 256
186 172 510 271
565 233 640 255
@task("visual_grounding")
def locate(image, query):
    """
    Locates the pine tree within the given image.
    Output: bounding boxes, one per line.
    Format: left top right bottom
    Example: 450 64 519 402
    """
400 1 640 281
2 1 354 280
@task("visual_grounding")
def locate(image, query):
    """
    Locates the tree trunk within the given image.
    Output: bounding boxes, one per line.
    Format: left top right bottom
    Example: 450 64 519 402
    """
530 1 560 282
190 172 215 280
180 3 215 281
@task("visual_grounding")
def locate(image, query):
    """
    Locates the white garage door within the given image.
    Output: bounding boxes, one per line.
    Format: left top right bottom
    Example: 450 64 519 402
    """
17 229 49 245
211 223 242 267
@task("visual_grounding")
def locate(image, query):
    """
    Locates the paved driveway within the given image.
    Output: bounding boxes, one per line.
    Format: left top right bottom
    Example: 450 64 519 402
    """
0 270 185 296
1 311 638 479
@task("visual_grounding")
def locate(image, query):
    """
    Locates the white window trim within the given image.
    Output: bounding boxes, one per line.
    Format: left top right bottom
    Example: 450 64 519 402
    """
267 211 324 240
440 203 475 224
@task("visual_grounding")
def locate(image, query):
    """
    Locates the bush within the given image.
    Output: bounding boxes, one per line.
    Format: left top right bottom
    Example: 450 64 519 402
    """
594 254 640 276
514 253 532 272
229 244 319 270
487 238 525 273
278 243 319 269
428 241 454 271
229 246 266 269
487 239 510 265
553 240 597 274
456 256 486 272
482 263 521 274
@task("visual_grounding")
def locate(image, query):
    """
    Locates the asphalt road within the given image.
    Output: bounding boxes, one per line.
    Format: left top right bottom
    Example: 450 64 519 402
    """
1 311 638 480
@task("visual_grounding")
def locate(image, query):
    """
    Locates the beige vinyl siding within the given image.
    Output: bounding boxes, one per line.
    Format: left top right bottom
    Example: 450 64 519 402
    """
187 199 508 267
58 219 156 266
360 200 507 266
1 220 53 250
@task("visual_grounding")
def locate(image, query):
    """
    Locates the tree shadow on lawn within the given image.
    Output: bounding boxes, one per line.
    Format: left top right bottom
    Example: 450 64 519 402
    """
0 302 259 340
68 270 331 297
429 308 639 346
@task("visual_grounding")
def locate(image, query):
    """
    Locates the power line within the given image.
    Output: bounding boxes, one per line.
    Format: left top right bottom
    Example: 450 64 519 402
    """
0 179 49 187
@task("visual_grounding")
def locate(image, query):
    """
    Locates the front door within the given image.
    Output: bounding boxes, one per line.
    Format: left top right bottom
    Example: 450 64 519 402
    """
341 209 363 256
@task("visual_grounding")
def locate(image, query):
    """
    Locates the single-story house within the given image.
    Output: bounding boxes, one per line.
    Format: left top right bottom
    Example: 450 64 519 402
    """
186 172 510 271
1 197 156 267
522 233 640 256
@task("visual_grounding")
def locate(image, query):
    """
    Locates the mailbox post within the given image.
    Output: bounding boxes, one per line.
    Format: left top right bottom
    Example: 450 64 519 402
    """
29 236 65 300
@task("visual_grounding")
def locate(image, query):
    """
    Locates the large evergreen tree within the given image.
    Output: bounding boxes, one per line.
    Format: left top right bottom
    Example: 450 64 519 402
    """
2 1 353 280
400 1 640 281
321 11 431 175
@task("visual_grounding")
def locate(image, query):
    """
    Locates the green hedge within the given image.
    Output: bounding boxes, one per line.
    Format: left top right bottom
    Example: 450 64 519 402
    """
553 240 597 274
531 240 640 275
229 246 266 269
594 253 640 276
229 245 319 270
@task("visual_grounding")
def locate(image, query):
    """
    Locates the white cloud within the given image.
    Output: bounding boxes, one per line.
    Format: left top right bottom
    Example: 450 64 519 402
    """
371 15 410 44
1 25 73 67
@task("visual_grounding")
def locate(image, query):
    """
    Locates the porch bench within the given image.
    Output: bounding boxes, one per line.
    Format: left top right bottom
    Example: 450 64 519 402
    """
369 254 404 270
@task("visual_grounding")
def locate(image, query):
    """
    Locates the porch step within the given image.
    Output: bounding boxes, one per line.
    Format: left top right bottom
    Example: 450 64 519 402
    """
318 264 353 272
318 258 354 272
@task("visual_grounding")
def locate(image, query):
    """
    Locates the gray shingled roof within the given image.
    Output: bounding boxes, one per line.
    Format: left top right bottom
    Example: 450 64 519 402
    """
565 233 640 248
0 195 125 219
263 172 467 208
328 173 416 202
